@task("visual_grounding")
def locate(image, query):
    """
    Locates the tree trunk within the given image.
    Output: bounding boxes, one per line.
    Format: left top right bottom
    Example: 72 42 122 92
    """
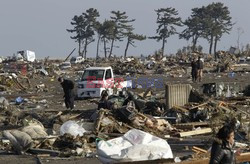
124 37 130 58
103 38 107 58
192 35 198 52
214 35 218 60
78 40 82 57
96 35 101 59
81 42 85 58
161 38 166 58
109 38 115 58
209 35 214 55
84 38 88 59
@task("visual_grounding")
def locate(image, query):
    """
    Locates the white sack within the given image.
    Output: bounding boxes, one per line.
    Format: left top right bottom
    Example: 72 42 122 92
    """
97 129 173 164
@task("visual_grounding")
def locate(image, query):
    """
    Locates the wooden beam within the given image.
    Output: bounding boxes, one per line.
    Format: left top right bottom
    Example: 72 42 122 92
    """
172 105 189 113
179 128 212 137
190 103 208 110
192 146 207 154
218 105 231 113
237 152 250 163
95 109 105 132
174 122 209 130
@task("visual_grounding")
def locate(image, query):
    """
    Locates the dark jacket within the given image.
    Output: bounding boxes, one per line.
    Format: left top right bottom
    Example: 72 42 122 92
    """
209 138 235 164
191 61 198 71
197 59 204 69
61 79 75 98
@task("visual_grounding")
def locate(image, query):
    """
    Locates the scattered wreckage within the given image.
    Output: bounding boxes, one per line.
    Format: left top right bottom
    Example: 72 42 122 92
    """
0 53 250 163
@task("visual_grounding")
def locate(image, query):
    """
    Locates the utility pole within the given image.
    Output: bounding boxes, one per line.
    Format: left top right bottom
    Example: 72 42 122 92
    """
237 27 244 49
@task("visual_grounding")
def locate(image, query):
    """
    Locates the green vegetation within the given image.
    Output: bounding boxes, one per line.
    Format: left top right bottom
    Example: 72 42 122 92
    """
67 3 233 58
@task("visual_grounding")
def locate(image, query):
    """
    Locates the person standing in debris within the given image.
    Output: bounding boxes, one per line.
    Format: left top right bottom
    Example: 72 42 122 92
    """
209 125 236 164
97 90 112 110
58 77 75 110
197 56 204 82
191 58 198 82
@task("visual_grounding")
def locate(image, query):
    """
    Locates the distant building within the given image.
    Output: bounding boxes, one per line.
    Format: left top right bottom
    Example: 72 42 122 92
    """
229 46 240 54
16 50 36 62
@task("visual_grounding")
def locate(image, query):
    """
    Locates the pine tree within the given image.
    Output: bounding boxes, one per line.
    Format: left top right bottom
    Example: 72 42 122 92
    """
150 8 182 57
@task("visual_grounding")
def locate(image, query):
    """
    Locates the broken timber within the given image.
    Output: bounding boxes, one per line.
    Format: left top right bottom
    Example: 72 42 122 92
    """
172 105 189 113
189 102 208 110
192 146 207 154
178 128 212 137
95 109 105 132
174 122 209 130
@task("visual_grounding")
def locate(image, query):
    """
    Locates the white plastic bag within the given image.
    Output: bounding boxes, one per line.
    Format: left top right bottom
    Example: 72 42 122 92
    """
97 129 173 163
60 120 86 137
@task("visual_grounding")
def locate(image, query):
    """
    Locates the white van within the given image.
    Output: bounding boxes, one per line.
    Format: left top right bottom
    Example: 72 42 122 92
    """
70 56 85 64
77 66 132 98
16 50 36 62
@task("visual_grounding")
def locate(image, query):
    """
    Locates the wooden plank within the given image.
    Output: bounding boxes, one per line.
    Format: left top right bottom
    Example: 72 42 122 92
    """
68 113 82 120
37 154 50 157
237 152 250 163
143 88 152 98
95 109 105 132
218 105 231 113
174 124 194 130
192 148 200 154
190 102 208 110
192 146 207 153
172 105 189 113
174 122 209 130
179 128 212 137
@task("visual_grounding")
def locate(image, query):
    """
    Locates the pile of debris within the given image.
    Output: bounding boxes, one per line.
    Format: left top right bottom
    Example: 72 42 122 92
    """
112 59 145 75
1 80 250 163
0 53 250 163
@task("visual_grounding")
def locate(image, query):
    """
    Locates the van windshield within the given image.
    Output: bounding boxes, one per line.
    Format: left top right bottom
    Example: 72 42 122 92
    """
81 70 105 81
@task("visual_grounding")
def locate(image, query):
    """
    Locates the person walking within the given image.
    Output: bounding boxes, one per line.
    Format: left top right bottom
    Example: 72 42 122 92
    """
197 56 204 82
58 77 75 110
209 125 236 164
191 58 198 82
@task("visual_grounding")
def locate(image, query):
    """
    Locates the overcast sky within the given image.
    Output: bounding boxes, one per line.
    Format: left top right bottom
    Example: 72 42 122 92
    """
0 0 248 59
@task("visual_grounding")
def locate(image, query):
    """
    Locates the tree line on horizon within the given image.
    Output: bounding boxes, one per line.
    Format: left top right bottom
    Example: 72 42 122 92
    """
67 2 233 60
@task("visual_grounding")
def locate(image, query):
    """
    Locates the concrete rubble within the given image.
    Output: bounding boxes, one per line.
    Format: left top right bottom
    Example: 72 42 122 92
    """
1 52 250 163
